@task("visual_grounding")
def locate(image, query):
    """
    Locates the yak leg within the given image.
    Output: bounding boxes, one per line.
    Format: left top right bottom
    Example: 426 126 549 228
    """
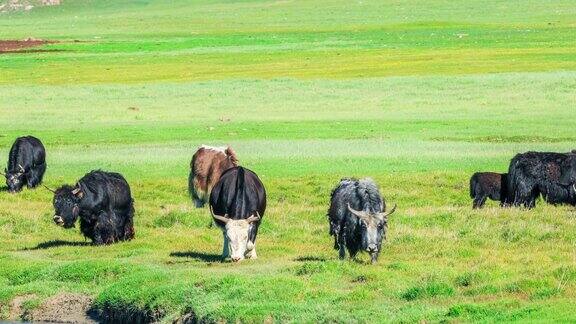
337 230 346 260
93 211 116 245
26 164 46 188
523 188 540 209
122 203 135 241
472 196 487 209
513 182 534 208
246 241 257 259
222 231 230 259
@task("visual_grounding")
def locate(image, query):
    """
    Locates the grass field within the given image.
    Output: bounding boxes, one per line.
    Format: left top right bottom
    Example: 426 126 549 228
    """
1 0 576 322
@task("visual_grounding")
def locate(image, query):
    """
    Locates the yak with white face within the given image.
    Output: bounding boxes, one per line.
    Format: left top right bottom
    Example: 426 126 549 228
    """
328 178 396 264
209 166 266 262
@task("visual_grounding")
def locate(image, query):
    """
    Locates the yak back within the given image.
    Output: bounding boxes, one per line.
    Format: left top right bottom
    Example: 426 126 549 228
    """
76 170 132 211
8 136 45 172
510 151 572 179
509 152 574 188
191 146 238 176
209 166 266 223
330 178 384 214
469 172 505 198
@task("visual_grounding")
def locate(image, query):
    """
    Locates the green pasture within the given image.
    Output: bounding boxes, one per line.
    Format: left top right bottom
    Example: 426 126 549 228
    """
0 0 575 322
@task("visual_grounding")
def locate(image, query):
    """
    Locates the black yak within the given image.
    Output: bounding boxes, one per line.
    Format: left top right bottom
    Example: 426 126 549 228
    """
209 166 266 262
508 151 576 208
52 170 135 245
189 145 238 208
328 178 396 264
3 136 46 193
469 172 509 208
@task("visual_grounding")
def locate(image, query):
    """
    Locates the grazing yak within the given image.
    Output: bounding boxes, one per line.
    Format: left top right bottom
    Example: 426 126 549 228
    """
328 178 396 264
3 136 46 193
189 145 238 208
52 170 135 245
469 172 509 208
508 151 576 208
209 166 266 262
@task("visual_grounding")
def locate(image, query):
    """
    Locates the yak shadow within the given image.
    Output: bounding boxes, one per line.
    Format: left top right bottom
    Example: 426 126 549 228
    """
294 255 328 262
24 240 91 250
170 251 222 263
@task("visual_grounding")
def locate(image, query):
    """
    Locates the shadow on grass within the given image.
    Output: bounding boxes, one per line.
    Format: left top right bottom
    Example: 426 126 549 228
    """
24 240 91 250
170 251 222 262
294 255 328 262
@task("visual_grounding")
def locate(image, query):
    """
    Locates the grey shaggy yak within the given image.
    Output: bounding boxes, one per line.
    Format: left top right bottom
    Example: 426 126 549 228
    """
328 178 396 264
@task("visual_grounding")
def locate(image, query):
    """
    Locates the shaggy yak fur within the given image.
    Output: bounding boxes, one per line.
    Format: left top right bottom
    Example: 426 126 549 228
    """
507 151 576 208
3 136 46 193
189 145 238 208
469 172 509 208
327 178 396 264
52 170 135 245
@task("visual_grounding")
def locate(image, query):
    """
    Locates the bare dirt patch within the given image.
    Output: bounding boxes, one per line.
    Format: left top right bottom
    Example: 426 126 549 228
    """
8 294 36 320
29 293 97 323
0 38 56 53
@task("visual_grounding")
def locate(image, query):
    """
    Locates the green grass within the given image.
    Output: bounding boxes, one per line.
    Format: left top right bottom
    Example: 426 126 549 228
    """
1 0 576 322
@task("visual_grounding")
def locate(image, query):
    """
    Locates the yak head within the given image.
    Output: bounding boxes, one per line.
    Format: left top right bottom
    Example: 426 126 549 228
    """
560 156 576 187
52 185 83 228
347 203 396 264
4 164 26 193
211 209 260 262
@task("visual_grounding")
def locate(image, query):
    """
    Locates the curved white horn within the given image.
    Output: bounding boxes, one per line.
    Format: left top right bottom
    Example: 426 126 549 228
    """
347 203 367 219
381 204 397 218
210 206 229 224
247 211 261 223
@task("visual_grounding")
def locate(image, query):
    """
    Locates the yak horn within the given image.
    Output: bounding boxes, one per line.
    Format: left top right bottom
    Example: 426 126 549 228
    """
18 164 25 173
71 187 81 195
347 203 368 220
247 211 261 223
381 204 397 218
210 206 229 224
42 184 56 193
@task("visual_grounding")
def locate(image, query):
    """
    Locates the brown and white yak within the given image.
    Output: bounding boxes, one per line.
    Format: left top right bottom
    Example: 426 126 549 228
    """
188 145 239 208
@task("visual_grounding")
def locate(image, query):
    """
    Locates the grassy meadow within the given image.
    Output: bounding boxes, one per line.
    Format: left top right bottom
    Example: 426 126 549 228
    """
1 0 576 322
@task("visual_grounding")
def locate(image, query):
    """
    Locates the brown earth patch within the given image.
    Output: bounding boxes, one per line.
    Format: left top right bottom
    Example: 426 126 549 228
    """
8 294 36 320
0 38 56 53
29 293 97 323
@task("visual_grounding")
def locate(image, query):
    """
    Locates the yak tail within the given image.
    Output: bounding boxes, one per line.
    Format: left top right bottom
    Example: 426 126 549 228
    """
469 173 476 198
507 156 521 204
225 146 239 166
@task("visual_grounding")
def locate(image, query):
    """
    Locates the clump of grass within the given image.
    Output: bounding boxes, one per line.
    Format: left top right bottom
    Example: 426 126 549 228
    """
402 279 454 301
447 303 503 320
